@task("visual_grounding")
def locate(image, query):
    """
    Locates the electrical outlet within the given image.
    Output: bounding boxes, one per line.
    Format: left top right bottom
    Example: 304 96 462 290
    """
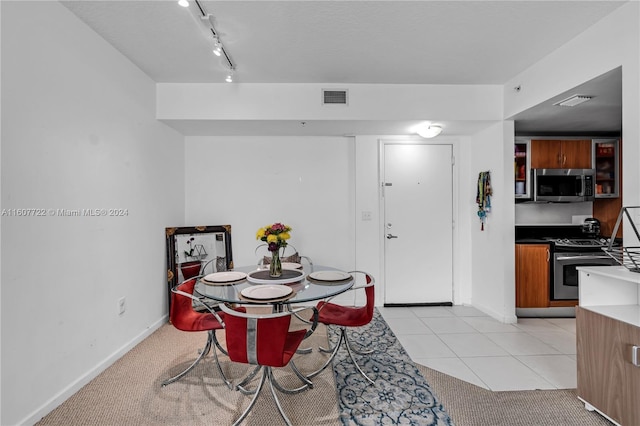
118 297 126 315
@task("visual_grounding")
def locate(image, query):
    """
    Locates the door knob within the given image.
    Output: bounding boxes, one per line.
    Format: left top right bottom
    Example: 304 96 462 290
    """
386 234 398 239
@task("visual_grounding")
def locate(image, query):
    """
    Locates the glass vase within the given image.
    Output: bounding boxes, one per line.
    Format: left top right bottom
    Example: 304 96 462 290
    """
269 249 282 277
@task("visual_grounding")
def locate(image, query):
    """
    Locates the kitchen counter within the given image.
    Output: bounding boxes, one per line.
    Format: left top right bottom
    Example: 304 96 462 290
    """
576 265 640 425
577 265 640 283
578 265 640 326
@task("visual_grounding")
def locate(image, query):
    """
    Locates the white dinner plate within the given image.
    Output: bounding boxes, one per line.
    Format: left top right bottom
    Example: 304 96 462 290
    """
282 262 303 270
240 285 293 300
307 271 352 282
203 271 247 283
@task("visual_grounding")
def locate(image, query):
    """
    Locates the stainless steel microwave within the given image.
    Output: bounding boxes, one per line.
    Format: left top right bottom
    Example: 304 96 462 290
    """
533 169 595 202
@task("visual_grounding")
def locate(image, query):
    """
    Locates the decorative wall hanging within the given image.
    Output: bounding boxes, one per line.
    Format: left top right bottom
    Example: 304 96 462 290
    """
476 171 492 231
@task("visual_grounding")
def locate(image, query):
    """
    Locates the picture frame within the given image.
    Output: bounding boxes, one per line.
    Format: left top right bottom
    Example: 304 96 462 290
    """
165 225 233 309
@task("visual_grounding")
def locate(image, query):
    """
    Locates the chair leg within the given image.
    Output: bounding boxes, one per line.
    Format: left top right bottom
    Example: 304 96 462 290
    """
211 332 233 390
212 331 228 356
161 333 212 387
268 368 294 426
347 335 375 355
270 369 312 394
236 365 263 395
295 346 313 355
343 333 375 385
294 327 345 380
288 362 314 388
232 367 268 426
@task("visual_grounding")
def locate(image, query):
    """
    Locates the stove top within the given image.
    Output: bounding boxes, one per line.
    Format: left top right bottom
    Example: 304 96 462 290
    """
549 238 611 248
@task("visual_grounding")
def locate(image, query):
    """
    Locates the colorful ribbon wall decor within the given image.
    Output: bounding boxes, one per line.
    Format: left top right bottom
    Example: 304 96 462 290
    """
476 171 492 231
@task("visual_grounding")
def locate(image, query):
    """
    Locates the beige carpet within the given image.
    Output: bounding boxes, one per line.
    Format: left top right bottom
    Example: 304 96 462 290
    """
37 311 614 426
417 364 613 426
37 317 341 426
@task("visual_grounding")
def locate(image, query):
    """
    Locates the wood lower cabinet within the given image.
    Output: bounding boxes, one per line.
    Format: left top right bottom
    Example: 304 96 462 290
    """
515 244 550 308
577 307 640 425
531 139 592 169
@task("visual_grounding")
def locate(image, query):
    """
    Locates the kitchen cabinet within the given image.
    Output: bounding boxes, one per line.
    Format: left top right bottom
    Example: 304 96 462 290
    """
530 139 592 169
576 267 640 426
592 139 619 198
514 139 531 199
515 244 550 308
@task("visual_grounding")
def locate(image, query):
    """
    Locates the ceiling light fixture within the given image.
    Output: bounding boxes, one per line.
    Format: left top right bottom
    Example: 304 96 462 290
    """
181 0 236 82
416 124 443 138
553 95 593 107
212 38 222 56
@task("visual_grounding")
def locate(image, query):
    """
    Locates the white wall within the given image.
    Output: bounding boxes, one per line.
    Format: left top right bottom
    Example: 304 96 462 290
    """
466 122 517 323
158 83 503 122
1 2 184 425
184 136 356 272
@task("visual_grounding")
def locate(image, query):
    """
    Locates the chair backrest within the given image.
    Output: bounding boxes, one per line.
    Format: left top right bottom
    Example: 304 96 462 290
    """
347 270 376 322
361 272 376 321
199 256 228 275
219 304 315 368
169 277 222 332
255 243 313 267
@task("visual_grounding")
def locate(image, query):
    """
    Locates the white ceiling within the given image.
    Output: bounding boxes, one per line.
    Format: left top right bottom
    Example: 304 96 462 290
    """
62 0 626 136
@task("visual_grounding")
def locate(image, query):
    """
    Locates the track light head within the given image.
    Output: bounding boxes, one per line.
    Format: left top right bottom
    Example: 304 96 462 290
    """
212 38 222 56
178 0 189 7
225 69 234 83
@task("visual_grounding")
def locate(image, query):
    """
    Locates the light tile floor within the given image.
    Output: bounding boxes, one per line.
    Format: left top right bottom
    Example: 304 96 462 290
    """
378 305 577 391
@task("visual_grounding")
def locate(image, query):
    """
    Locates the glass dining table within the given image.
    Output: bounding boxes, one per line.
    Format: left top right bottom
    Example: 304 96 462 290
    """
193 264 354 306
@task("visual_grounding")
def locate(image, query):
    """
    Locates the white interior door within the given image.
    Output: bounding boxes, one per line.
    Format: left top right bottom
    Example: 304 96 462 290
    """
383 143 453 304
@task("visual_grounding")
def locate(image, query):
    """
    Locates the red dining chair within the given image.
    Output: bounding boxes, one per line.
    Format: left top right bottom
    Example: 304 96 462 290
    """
218 303 318 426
255 243 314 269
302 270 376 385
161 276 241 389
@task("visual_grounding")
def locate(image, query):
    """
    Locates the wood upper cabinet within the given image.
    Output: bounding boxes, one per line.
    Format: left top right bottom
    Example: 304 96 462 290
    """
530 139 592 169
515 244 550 308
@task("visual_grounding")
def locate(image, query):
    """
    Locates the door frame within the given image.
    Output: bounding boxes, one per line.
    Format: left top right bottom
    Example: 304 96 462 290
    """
378 138 461 306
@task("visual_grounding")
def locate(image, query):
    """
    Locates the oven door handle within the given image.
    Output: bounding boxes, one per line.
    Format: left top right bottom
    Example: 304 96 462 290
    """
556 255 612 261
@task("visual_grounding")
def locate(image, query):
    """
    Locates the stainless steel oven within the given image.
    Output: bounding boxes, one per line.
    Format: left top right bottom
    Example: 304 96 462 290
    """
552 251 618 299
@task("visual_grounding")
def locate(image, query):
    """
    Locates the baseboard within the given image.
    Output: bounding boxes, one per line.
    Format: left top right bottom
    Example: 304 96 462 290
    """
516 307 576 318
471 302 518 324
383 302 453 307
22 314 169 426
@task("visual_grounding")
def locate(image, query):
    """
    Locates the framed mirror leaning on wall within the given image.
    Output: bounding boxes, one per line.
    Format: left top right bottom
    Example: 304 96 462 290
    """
165 225 233 309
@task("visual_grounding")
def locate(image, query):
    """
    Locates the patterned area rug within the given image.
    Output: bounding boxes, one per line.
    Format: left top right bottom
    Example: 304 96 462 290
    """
329 309 453 425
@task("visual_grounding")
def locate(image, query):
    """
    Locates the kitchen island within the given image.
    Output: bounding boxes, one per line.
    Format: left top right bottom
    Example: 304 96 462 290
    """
576 266 640 426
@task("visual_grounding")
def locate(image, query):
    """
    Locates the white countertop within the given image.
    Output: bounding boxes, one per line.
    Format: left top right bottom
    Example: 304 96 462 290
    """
577 265 640 283
581 304 640 328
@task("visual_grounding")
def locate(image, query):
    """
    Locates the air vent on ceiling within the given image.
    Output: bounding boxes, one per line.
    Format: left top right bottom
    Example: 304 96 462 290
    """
553 94 592 107
322 89 348 105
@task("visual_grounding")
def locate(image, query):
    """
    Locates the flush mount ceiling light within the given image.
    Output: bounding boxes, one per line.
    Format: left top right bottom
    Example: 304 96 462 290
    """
179 0 236 82
553 94 593 107
416 124 443 138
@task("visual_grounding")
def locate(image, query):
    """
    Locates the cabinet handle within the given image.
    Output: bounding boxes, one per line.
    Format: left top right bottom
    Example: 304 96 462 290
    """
546 249 550 262
562 154 567 165
633 345 640 367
